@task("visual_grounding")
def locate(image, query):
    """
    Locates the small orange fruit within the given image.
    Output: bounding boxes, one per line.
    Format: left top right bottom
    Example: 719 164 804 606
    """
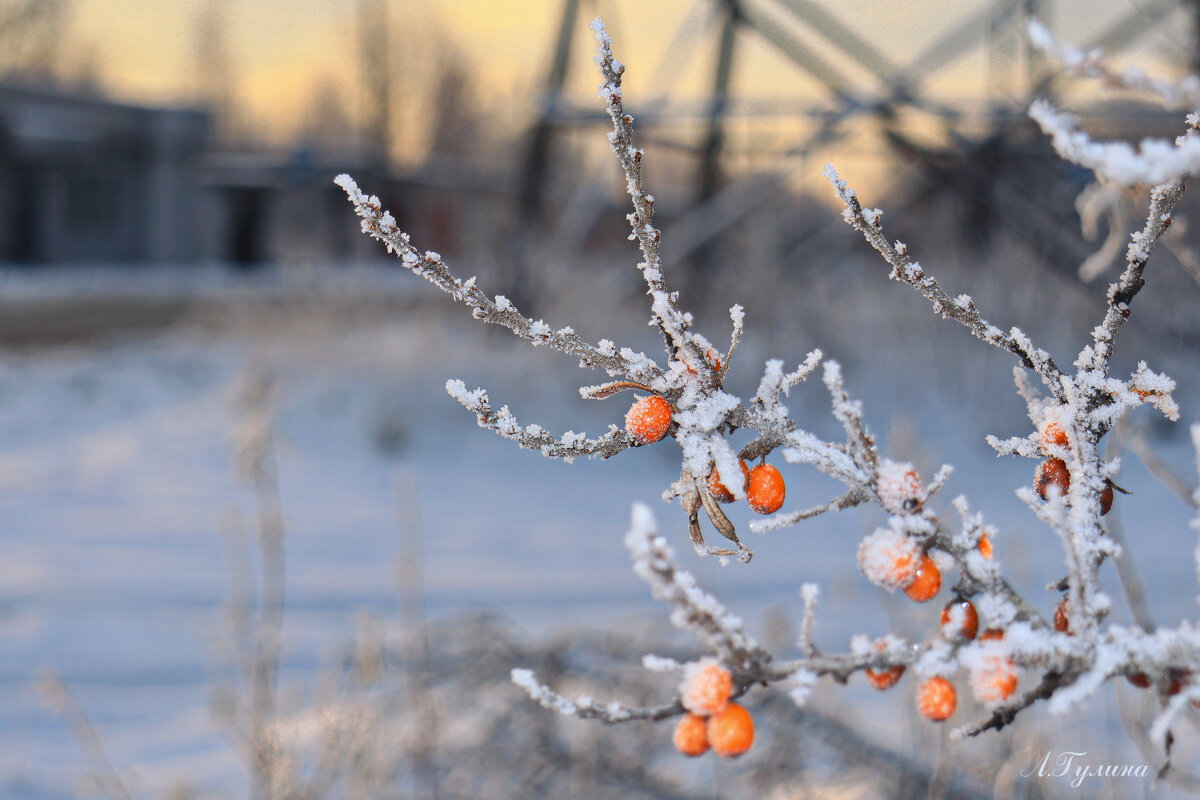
708 459 750 503
747 464 785 514
1035 458 1070 501
904 555 941 602
977 534 993 560
1127 672 1151 689
679 661 733 716
876 460 924 515
917 677 956 722
973 655 1018 704
1168 670 1192 696
1100 481 1114 516
972 628 1017 704
1041 421 1069 450
865 665 905 690
625 395 672 444
673 712 710 757
975 661 1018 704
707 702 754 758
940 598 979 641
705 347 722 374
683 347 722 376
1054 598 1071 634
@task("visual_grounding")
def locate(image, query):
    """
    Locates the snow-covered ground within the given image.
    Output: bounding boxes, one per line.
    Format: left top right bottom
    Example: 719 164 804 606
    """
0 260 1197 798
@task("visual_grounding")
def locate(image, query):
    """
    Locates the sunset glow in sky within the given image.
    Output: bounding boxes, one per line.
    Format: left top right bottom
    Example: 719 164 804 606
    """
59 0 1195 159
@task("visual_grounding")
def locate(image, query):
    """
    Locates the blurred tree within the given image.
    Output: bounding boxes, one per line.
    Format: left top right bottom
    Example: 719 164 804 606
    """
0 0 68 83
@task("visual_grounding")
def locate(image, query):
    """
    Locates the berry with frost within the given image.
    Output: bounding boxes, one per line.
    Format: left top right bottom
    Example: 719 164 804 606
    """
1034 458 1070 500
876 459 924 514
1041 420 1069 451
904 554 941 602
940 598 979 642
1034 458 1114 514
673 713 710 757
971 628 1018 705
747 463 786 514
917 677 956 722
1054 597 1071 634
707 702 754 758
625 395 673 444
857 526 920 591
708 459 750 503
977 534 993 560
679 660 733 716
1128 672 1151 689
865 664 905 690
683 346 722 377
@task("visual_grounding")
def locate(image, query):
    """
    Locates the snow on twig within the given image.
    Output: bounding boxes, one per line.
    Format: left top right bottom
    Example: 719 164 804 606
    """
1029 19 1200 109
446 380 634 461
823 164 1069 400
1028 100 1200 187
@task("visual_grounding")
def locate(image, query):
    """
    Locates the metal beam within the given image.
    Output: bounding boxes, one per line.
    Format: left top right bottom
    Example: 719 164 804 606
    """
768 0 897 83
519 0 583 221
697 0 739 204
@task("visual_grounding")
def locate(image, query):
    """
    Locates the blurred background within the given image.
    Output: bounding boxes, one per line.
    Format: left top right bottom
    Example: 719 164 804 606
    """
3 0 1200 798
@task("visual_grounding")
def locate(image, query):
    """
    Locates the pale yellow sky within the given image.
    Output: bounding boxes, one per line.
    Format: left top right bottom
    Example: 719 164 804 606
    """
58 0 1197 161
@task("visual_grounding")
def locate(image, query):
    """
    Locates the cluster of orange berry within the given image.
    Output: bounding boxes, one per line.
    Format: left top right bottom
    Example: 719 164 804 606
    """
624 395 786 515
1034 421 1114 515
709 458 785 515
864 598 1019 723
672 662 755 758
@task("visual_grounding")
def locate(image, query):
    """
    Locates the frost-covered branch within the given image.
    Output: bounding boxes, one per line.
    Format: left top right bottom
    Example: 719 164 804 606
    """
446 380 634 461
1028 101 1200 188
1029 19 1200 110
823 164 1069 400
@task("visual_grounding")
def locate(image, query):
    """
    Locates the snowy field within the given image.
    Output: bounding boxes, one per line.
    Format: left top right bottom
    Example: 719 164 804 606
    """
0 256 1198 798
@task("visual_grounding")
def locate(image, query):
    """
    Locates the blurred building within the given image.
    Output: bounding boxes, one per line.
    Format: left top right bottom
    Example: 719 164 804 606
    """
0 83 211 264
0 82 513 268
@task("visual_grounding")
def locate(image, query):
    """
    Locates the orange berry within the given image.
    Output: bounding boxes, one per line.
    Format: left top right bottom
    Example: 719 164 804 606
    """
706 347 722 374
747 464 785 514
977 534 993 560
1035 458 1070 501
941 598 979 641
1041 421 1069 450
972 628 1017 704
975 661 1018 704
1054 598 1071 634
865 665 905 690
708 459 750 503
864 639 904 689
876 460 924 514
1127 672 1151 689
679 660 733 716
858 527 920 591
904 555 941 602
625 396 672 444
1168 670 1192 696
917 677 956 722
673 712 710 757
1100 481 1114 516
684 347 722 376
707 702 754 758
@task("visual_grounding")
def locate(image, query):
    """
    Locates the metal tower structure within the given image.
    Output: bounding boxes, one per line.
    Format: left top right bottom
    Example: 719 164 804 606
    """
519 0 1196 277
